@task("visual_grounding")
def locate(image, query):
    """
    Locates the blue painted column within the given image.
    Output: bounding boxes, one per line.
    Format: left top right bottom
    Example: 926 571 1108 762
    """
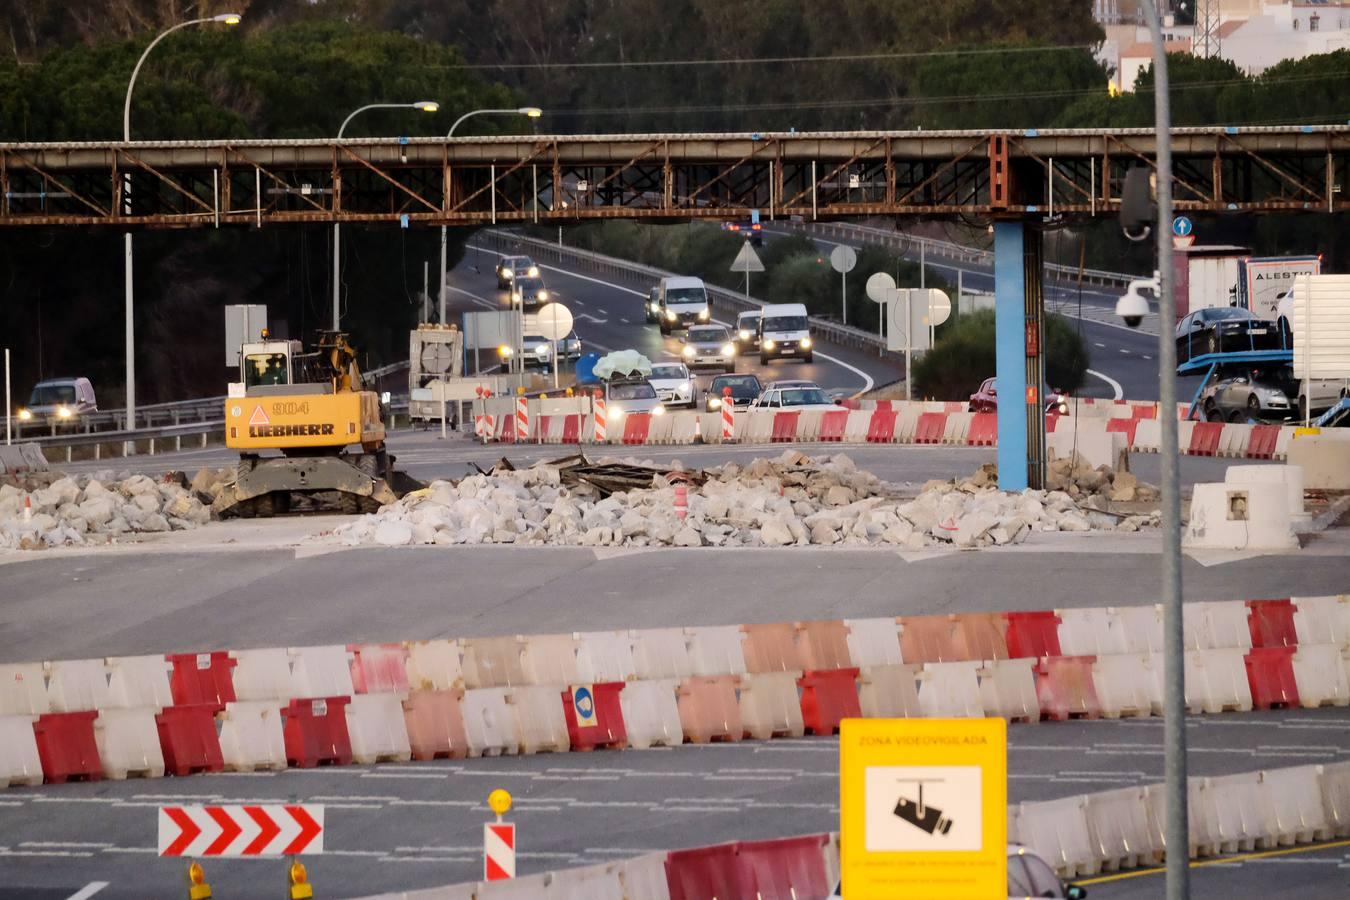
994 221 1028 492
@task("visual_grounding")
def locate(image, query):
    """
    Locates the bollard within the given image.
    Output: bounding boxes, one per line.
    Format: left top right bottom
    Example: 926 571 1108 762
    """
674 484 688 520
722 387 735 441
287 859 313 900
186 860 211 900
484 789 516 881
593 389 607 443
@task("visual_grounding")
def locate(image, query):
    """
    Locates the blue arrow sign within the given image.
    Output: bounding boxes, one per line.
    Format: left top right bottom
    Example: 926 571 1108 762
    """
1172 216 1193 237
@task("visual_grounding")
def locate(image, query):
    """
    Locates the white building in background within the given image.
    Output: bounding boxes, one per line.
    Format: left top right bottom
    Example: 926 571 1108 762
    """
1098 0 1350 90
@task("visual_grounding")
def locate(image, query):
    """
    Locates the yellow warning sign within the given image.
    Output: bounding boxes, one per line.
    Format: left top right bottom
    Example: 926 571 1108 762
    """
248 405 269 426
840 718 1006 900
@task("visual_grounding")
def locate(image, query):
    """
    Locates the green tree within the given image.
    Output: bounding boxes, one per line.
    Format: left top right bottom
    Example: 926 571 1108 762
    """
913 309 1087 399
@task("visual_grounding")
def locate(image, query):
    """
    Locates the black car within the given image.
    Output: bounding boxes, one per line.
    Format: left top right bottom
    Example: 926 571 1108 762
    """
704 373 763 411
1175 307 1281 363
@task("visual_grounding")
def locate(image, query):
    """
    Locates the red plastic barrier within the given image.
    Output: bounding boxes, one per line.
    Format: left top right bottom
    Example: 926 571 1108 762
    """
944 401 964 412
914 412 947 444
771 411 801 443
349 643 410 694
967 412 998 446
1035 656 1102 721
560 682 628 751
155 704 225 776
1247 424 1279 459
1045 412 1059 433
168 652 236 710
1132 404 1157 419
1106 417 1139 446
866 409 898 443
1245 647 1300 710
665 842 745 900
1245 599 1297 648
622 412 652 445
819 409 848 442
738 834 831 900
1188 421 1223 456
33 711 102 783
798 669 860 735
536 414 552 443
281 697 353 768
1004 611 1062 658
875 400 893 413
562 414 581 444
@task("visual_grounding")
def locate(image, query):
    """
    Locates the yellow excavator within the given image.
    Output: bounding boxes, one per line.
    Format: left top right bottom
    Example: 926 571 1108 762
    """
223 331 417 516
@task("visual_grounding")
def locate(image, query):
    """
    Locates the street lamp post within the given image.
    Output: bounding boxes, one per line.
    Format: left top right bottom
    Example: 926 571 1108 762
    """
1138 4 1188 899
122 12 241 442
333 101 440 332
439 107 542 325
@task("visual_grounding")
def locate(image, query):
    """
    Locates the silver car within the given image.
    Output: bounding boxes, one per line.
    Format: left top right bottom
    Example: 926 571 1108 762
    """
603 377 666 425
680 324 736 372
1200 366 1299 422
647 363 697 408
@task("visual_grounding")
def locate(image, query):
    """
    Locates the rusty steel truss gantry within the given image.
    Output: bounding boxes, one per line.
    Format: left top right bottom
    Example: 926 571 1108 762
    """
1 126 1346 228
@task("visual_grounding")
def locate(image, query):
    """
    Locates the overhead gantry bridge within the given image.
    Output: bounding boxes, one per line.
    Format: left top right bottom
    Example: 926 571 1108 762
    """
0 126 1345 228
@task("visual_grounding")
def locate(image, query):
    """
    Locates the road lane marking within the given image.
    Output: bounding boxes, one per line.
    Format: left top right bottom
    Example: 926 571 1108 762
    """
1085 368 1124 400
1094 342 1106 348
1077 838 1350 886
64 884 110 900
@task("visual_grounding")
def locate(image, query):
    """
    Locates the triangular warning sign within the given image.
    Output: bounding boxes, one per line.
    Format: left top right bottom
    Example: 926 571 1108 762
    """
730 241 765 273
248 405 269 426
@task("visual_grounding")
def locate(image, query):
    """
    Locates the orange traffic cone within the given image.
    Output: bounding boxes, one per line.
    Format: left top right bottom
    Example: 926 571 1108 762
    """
23 495 32 521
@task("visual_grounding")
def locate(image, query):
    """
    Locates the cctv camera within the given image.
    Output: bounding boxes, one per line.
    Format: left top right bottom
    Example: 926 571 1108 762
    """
1116 286 1150 329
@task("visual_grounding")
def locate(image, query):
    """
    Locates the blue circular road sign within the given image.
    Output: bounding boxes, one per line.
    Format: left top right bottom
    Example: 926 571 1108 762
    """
1172 216 1193 237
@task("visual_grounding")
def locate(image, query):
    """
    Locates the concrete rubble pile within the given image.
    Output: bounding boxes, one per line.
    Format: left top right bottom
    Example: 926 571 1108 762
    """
0 467 233 551
330 451 1160 550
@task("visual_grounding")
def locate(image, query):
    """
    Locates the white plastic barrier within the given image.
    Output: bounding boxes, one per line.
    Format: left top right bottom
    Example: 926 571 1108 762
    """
977 658 1039 721
1183 601 1253 651
379 885 476 900
541 861 627 900
509 685 570 753
405 639 467 691
917 661 983 718
1217 423 1253 457
1290 644 1350 707
1177 419 1197 453
669 413 699 445
738 671 806 740
1093 653 1162 718
574 631 637 683
844 617 902 667
613 851 673 900
685 625 747 676
796 409 824 442
520 634 581 686
698 413 723 444
345 693 413 765
1013 795 1101 878
741 410 775 442
105 655 174 709
1291 596 1350 649
629 628 695 680
941 412 974 444
230 648 298 701
1057 608 1129 656
219 700 288 771
0 663 50 716
0 714 43 786
1261 765 1332 845
1194 772 1269 854
45 659 110 712
1182 648 1253 714
94 708 165 779
1273 426 1296 461
1133 418 1162 453
1322 761 1350 837
475 873 550 899
618 679 683 749
843 409 872 442
894 410 920 444
289 645 355 697
646 412 675 444
1085 786 1162 871
1115 605 1164 654
461 688 520 757
857 665 922 718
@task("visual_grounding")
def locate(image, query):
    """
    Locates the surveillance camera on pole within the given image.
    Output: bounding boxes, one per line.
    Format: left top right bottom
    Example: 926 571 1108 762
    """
1119 166 1156 242
1116 275 1160 329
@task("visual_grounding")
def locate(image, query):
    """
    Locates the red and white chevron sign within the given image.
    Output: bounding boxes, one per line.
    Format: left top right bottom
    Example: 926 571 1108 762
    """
158 805 324 857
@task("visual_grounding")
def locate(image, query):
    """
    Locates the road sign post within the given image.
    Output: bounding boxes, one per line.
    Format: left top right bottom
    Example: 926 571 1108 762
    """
840 718 1006 900
485 789 516 881
730 241 765 304
830 245 858 325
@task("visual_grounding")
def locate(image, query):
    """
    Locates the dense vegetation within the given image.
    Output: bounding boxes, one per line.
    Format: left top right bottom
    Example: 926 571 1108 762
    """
913 309 1088 400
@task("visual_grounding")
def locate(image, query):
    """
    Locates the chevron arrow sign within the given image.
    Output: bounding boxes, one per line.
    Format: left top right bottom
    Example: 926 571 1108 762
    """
158 805 324 857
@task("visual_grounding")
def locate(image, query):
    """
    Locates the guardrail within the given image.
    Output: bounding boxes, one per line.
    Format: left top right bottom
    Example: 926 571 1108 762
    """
24 420 225 464
480 230 901 356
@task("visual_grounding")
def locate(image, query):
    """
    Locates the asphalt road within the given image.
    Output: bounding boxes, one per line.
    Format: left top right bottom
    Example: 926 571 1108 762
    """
1 709 1345 900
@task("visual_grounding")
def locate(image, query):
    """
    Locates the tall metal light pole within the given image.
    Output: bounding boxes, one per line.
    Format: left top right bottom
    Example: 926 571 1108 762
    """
439 107 542 324
1139 3 1189 898
122 12 242 440
333 101 440 331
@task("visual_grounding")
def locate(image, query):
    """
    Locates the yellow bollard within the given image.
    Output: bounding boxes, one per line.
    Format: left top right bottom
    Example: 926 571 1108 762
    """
186 860 212 900
288 858 313 899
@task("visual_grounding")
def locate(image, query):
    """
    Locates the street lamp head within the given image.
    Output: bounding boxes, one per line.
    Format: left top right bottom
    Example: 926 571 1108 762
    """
519 107 543 118
215 13 243 25
415 101 440 113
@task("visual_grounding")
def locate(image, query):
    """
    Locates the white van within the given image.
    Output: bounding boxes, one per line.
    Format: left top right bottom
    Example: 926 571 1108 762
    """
657 276 710 335
757 302 813 364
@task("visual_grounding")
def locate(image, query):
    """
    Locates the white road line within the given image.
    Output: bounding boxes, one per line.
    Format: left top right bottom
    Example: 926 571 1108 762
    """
64 883 110 900
1118 348 1129 354
1093 342 1106 348
1086 368 1124 400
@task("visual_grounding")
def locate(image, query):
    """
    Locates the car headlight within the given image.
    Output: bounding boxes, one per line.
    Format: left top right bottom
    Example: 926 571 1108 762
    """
17 408 32 421
57 406 72 419
677 384 691 397
666 310 677 321
763 339 776 350
527 267 539 277
1057 402 1069 415
721 343 735 356
682 345 695 358
538 290 549 301
652 404 666 416
504 270 514 280
607 405 623 420
738 329 751 340
698 309 710 321
800 336 812 349
534 345 550 356
708 397 722 409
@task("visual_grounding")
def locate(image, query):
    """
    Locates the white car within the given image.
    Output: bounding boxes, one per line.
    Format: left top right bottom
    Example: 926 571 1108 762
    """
647 363 697 408
749 385 840 412
830 845 1087 899
681 324 737 372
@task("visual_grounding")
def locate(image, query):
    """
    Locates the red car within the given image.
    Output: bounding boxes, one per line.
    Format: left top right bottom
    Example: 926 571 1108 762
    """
969 377 1069 415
